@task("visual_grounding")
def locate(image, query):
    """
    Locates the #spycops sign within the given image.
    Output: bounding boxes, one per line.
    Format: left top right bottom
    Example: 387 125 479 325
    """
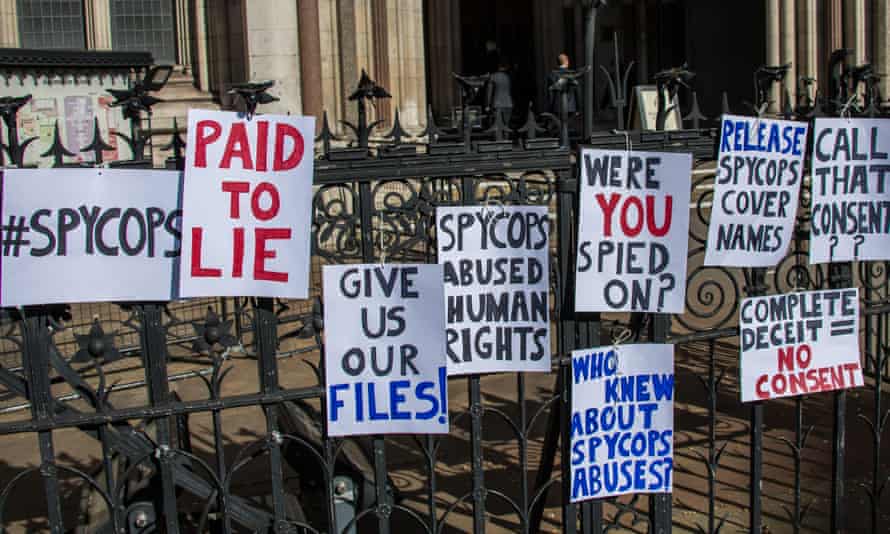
575 148 691 313
437 205 550 375
0 168 180 306
739 288 863 402
570 343 674 502
323 264 449 436
810 118 890 263
180 109 315 298
705 115 808 267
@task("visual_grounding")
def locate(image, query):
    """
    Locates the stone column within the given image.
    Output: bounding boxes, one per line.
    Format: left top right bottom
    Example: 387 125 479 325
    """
372 0 391 126
796 0 817 104
298 0 324 121
85 0 112 50
318 0 343 130
244 0 302 115
192 0 212 92
0 0 18 47
780 0 796 105
844 0 867 65
383 0 425 130
337 0 358 125
426 0 461 119
174 0 192 71
876 0 890 100
766 0 781 110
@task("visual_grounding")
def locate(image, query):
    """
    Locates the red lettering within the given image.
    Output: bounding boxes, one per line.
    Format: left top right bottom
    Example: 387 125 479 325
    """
797 344 812 368
788 372 806 395
232 227 245 278
806 369 820 391
777 346 795 372
251 182 281 221
190 227 222 277
274 123 305 170
596 193 621 237
194 120 222 168
755 375 770 399
221 181 250 218
256 120 269 172
220 122 254 170
254 228 292 282
646 195 673 236
843 362 860 385
619 196 644 237
770 373 787 395
818 367 830 390
829 365 844 389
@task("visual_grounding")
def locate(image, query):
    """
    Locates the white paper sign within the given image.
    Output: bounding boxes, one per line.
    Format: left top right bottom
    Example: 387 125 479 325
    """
323 264 449 436
570 343 674 502
705 115 808 267
739 288 863 402
0 168 180 306
575 148 691 313
810 118 890 263
180 109 315 298
437 205 551 375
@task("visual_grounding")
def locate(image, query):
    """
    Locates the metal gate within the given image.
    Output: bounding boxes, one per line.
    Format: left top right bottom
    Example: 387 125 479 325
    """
0 51 888 534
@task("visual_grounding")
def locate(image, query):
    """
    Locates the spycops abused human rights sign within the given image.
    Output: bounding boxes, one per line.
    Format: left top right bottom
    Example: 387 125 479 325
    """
810 118 890 263
705 115 808 267
0 168 181 306
437 205 550 375
575 148 691 313
180 109 315 298
739 288 863 403
570 343 674 502
323 264 449 436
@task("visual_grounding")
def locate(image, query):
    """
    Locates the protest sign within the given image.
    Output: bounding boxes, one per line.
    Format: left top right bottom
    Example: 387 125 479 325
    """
705 115 808 267
323 264 449 436
570 343 674 502
739 288 863 402
180 109 315 298
810 118 890 263
0 168 180 306
437 205 550 375
575 148 691 313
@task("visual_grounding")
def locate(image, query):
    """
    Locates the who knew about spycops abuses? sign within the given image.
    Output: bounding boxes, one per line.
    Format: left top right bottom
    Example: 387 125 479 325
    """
0 168 181 306
570 344 674 502
180 109 315 299
739 288 863 403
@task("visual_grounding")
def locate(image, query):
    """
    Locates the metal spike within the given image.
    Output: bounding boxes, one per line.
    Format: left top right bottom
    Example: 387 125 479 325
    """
682 91 708 129
384 108 408 146
721 92 732 116
40 120 75 167
81 117 114 164
418 105 441 145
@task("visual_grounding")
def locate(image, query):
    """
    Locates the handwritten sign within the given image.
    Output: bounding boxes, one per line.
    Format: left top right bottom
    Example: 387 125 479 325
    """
575 148 691 313
323 264 449 436
810 118 890 263
570 343 674 502
180 109 315 298
437 205 551 375
0 168 180 306
739 288 863 402
705 115 808 267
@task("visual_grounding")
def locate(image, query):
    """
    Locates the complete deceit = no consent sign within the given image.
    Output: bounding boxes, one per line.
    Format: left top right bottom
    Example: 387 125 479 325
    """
180 109 315 299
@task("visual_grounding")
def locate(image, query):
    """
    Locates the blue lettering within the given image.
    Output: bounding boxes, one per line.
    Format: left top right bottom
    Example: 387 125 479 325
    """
415 381 439 419
368 383 389 420
652 374 674 401
329 384 348 421
389 380 410 420
720 119 734 152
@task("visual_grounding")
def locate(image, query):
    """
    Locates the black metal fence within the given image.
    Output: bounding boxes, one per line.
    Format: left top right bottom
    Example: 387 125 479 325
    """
0 50 889 534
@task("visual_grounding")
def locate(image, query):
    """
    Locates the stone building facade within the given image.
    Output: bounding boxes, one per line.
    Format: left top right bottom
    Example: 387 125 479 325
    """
0 0 887 137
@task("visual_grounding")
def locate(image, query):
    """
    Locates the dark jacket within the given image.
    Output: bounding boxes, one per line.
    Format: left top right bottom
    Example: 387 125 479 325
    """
487 71 513 110
548 67 578 113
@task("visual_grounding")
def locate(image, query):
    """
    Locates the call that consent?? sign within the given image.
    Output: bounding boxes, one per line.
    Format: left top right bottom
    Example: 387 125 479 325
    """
575 148 691 313
570 343 674 502
180 109 315 298
437 205 551 376
739 288 863 403
810 118 890 263
0 168 181 306
323 264 449 436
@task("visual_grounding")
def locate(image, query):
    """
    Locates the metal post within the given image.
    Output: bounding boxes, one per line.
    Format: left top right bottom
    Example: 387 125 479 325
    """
648 312 671 532
255 297 288 532
138 304 181 534
745 268 767 533
21 314 64 534
583 1 601 140
829 262 852 533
